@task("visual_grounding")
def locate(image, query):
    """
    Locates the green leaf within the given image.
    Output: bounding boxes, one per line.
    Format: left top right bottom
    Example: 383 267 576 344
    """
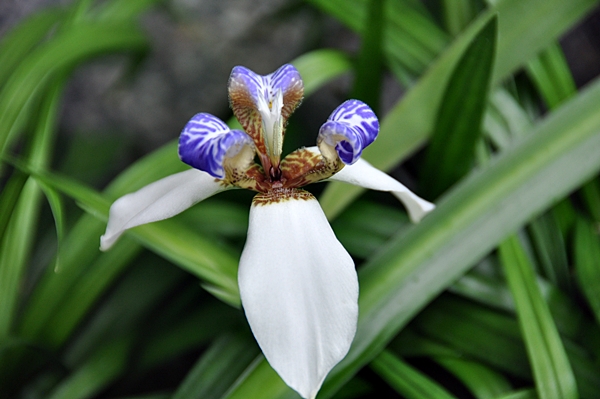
411 296 531 379
370 350 458 399
350 0 385 112
421 16 497 198
435 358 511 399
0 8 64 86
333 201 408 259
581 178 600 222
173 333 259 399
35 179 66 271
307 0 449 78
574 218 600 326
494 390 537 399
491 0 597 82
442 0 476 36
46 338 130 399
139 301 242 369
96 0 164 21
0 77 64 339
0 22 148 156
526 42 576 109
0 180 43 338
528 213 571 293
499 235 577 399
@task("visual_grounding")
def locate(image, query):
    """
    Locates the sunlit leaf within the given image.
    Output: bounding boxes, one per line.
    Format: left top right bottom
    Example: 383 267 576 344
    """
499 235 577 399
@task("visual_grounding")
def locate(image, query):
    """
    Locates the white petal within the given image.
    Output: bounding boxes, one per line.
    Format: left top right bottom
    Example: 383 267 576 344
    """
238 192 358 399
100 169 227 250
329 157 435 223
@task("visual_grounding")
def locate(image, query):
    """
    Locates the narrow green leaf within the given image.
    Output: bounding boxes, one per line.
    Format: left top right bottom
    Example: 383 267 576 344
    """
351 0 385 112
491 0 597 83
97 0 164 21
307 0 449 77
499 235 577 399
223 356 291 399
0 8 64 85
18 215 108 341
442 0 475 36
526 42 577 109
41 239 142 347
412 296 531 379
0 77 64 338
435 357 511 399
421 16 497 198
370 350 458 399
0 170 27 246
494 390 537 399
62 259 182 366
333 201 408 259
46 338 130 399
140 301 242 369
581 178 600 222
574 218 600 326
0 22 148 156
528 213 571 292
173 333 259 399
0 180 43 338
35 179 66 271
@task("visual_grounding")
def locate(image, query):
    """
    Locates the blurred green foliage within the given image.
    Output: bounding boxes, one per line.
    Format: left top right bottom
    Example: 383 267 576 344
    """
1 0 600 398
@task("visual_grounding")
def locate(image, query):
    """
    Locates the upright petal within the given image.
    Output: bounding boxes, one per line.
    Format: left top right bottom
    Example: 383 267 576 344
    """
318 100 379 165
329 157 435 222
239 189 358 399
100 169 228 250
229 64 304 171
179 113 255 180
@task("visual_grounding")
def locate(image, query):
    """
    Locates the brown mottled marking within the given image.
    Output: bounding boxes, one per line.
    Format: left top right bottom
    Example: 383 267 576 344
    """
252 188 314 205
280 148 343 189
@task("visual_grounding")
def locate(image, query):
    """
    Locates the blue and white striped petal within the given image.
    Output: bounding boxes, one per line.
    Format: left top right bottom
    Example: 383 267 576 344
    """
178 113 255 179
229 64 303 169
317 100 379 165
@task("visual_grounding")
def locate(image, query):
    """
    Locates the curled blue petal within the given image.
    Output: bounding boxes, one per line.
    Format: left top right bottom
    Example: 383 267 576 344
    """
229 64 302 106
318 100 379 165
179 113 254 179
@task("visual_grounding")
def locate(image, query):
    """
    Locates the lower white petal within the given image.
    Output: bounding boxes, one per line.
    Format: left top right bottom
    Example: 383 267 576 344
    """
329 158 435 223
238 190 358 399
100 169 227 250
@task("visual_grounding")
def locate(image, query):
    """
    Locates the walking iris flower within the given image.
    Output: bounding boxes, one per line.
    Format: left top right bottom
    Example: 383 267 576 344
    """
100 64 434 399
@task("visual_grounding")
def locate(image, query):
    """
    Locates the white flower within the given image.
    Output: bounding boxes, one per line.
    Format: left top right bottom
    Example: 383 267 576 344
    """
101 64 434 399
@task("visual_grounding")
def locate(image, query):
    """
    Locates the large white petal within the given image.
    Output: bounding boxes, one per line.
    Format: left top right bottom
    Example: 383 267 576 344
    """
100 169 227 250
238 192 358 399
330 158 435 223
